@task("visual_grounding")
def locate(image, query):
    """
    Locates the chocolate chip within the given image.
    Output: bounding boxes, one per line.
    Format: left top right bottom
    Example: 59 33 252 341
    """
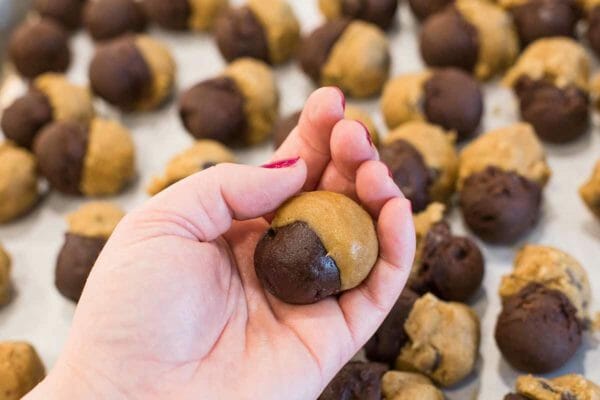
341 0 399 30
214 6 270 63
511 0 578 47
409 0 454 20
84 0 147 41
273 110 301 148
142 0 191 31
34 0 85 30
319 361 388 400
1 90 53 149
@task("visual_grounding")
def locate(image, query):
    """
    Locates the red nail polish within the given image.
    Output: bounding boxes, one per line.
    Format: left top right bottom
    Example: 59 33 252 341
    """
261 157 300 169
355 120 373 146
326 86 345 110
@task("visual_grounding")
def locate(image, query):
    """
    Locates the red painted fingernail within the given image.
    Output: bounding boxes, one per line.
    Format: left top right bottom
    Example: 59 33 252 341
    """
355 120 373 146
261 157 300 169
326 86 345 110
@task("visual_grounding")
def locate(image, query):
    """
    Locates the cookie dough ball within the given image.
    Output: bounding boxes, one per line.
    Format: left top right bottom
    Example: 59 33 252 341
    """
319 361 387 400
0 245 11 306
143 0 228 31
395 293 480 387
420 0 518 80
381 122 458 210
0 143 40 223
381 68 483 140
147 140 236 195
318 0 399 30
506 374 600 399
0 342 45 400
299 19 391 97
8 19 70 80
215 0 300 64
179 58 278 147
254 191 378 304
1 73 95 149
381 371 444 400
34 119 135 196
495 283 582 373
504 38 590 143
409 0 453 20
33 0 85 30
580 160 600 219
89 34 175 111
84 0 147 41
56 202 124 302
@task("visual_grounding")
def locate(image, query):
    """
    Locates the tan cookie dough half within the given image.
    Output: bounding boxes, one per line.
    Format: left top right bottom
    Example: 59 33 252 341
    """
147 140 236 195
134 35 176 111
381 71 432 129
500 245 591 320
0 245 11 306
0 342 45 400
0 142 39 223
514 374 600 399
319 0 343 19
580 160 600 219
381 371 444 400
188 0 229 30
67 202 125 238
412 202 446 270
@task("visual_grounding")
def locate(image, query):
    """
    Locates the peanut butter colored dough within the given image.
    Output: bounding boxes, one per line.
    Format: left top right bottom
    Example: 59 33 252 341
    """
0 142 39 223
381 71 432 129
147 140 236 195
500 245 591 320
458 123 551 189
514 374 600 400
396 293 480 387
319 0 342 19
80 118 135 196
33 73 95 126
384 122 458 203
188 0 229 30
580 0 600 11
504 38 590 91
67 202 125 239
322 21 390 98
224 58 279 145
0 342 45 400
134 35 176 110
580 160 600 219
381 371 444 400
0 245 11 306
272 191 378 291
345 105 380 146
248 0 300 64
412 202 446 272
455 0 519 80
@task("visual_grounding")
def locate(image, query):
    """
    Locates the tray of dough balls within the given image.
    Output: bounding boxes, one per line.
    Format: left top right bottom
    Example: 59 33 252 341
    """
1 0 600 398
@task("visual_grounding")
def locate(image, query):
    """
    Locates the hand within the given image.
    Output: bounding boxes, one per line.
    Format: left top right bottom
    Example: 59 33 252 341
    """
26 88 415 400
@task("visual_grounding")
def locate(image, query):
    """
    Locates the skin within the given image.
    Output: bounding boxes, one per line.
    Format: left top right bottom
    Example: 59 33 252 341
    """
24 88 415 400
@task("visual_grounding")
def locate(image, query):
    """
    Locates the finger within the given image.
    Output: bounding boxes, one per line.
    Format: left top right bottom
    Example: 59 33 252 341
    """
273 87 345 190
355 160 403 218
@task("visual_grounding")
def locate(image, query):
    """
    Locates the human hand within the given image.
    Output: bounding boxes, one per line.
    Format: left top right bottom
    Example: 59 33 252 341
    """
25 87 415 400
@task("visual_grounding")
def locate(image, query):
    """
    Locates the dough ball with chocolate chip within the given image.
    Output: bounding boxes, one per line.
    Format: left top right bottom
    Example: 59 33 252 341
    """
89 34 175 111
507 374 600 400
34 119 135 196
409 0 454 20
84 0 147 41
33 0 86 30
420 0 518 80
381 371 445 400
147 140 236 195
8 19 71 80
0 342 45 400
1 73 95 149
179 58 278 147
580 160 600 219
319 361 387 400
215 0 300 64
299 19 390 97
56 202 124 302
0 245 11 306
143 0 228 31
254 191 378 304
0 142 40 224
318 0 399 30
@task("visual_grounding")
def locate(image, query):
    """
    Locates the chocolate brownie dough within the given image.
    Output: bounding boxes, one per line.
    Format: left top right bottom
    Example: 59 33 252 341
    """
144 0 228 31
319 361 387 400
0 143 40 223
84 0 147 41
409 0 454 20
506 374 600 399
381 371 444 400
580 160 600 219
0 342 45 400
588 4 600 58
318 0 400 30
0 245 11 306
33 0 86 30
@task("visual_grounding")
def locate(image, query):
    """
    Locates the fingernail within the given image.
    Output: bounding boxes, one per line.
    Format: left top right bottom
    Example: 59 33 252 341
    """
326 86 345 110
261 157 300 169
355 120 373 146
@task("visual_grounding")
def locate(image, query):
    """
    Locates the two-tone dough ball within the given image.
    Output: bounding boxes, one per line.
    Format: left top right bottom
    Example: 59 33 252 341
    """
381 371 445 400
1 73 95 149
299 19 390 97
89 34 175 111
318 0 400 30
179 58 278 147
408 0 454 21
33 0 86 30
84 0 147 41
0 342 45 400
505 374 600 399
381 68 483 140
254 191 378 304
0 143 40 224
0 245 11 306
8 19 71 80
56 202 124 302
580 160 600 219
143 0 228 31
34 119 135 196
319 361 388 400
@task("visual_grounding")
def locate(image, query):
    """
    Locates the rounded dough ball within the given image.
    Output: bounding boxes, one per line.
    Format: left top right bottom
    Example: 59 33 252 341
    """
0 143 40 223
34 0 85 30
381 371 444 400
0 342 45 400
318 0 400 30
513 374 600 399
381 71 432 129
84 0 147 41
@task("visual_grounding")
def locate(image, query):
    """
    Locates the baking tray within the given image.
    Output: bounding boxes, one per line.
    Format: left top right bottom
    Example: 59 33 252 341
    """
0 1 599 399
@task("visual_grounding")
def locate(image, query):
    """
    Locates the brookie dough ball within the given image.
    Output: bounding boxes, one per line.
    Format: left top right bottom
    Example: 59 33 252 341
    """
319 361 388 400
408 0 454 20
0 245 11 306
34 119 135 196
254 191 378 304
381 68 483 140
318 0 400 30
89 34 176 111
8 19 71 80
580 160 600 219
381 371 444 400
215 0 300 64
420 0 518 80
0 342 45 400
179 58 278 147
299 19 390 97
33 0 86 30
56 202 124 302
506 374 600 399
147 140 236 195
143 0 228 31
0 143 40 223
84 0 147 41
1 73 95 149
